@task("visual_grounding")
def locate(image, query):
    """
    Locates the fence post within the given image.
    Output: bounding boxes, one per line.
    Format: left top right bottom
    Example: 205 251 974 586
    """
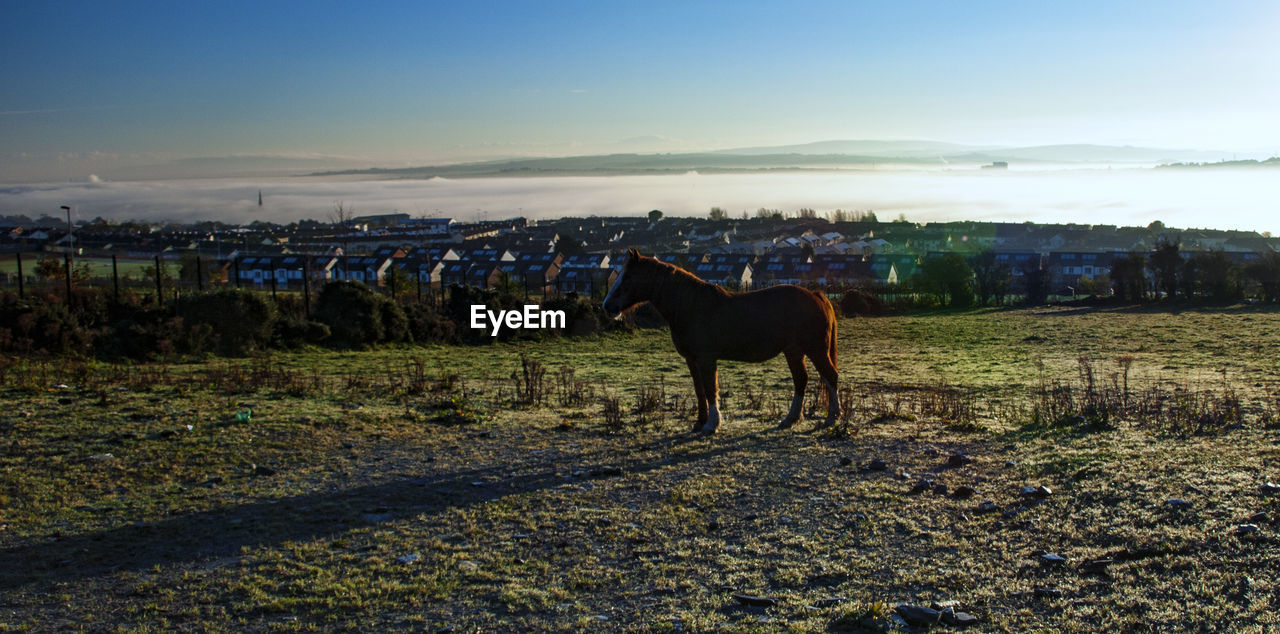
154 255 163 307
270 274 277 303
112 254 120 304
303 258 311 317
15 252 23 299
196 255 204 292
234 257 241 288
63 252 73 303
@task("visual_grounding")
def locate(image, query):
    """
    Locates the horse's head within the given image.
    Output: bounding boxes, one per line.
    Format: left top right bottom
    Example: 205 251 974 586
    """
602 248 652 319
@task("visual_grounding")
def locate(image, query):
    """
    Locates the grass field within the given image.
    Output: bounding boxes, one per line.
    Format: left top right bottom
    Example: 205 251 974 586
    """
1 305 1278 631
0 256 158 279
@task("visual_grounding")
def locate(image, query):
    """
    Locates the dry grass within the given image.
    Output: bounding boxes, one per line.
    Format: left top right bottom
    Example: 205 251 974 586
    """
1 305 1279 631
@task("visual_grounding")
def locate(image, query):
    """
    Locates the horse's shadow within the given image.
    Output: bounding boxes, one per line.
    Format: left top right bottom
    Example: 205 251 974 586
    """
0 426 785 592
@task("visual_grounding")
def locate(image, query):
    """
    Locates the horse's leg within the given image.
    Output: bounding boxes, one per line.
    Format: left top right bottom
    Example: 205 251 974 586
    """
810 350 841 428
686 357 707 433
778 350 807 429
698 359 722 434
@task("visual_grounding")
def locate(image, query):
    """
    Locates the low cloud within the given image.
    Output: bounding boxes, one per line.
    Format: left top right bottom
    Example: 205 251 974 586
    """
0 170 1275 234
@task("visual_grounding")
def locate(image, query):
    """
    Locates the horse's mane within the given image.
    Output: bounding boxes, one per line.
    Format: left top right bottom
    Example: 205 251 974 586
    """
633 254 732 301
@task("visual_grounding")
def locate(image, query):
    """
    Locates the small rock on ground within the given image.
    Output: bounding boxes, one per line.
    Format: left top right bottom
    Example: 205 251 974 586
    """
894 604 940 626
941 608 980 627
1021 485 1052 499
731 593 777 607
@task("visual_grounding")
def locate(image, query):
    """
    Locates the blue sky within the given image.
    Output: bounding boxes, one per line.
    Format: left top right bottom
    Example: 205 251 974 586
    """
3 1 1279 181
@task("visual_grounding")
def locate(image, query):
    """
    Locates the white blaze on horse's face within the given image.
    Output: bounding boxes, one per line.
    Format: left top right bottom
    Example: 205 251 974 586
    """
602 266 628 319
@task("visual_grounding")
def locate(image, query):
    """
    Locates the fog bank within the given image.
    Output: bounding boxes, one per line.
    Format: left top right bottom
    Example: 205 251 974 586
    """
1 169 1276 234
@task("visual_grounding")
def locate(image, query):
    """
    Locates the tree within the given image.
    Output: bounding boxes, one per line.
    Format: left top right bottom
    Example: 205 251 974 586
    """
1077 273 1111 297
1023 266 1049 305
708 207 728 221
383 264 411 298
1179 256 1200 299
35 255 92 284
1148 238 1182 300
1189 250 1241 303
555 234 585 256
1110 253 1147 303
647 209 663 224
493 271 523 302
919 253 974 308
179 252 222 285
969 250 1012 306
330 200 354 227
1245 252 1280 302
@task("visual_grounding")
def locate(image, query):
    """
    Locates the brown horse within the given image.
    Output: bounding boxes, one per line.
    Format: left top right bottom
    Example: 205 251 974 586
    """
602 249 840 434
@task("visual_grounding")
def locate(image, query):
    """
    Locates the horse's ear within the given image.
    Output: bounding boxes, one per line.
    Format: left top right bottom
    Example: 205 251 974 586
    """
627 248 640 260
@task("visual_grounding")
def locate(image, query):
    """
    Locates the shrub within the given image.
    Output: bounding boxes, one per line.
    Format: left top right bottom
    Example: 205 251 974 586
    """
176 289 276 356
273 315 331 348
839 289 888 317
0 295 95 355
314 281 409 348
404 301 456 344
379 297 412 343
446 285 520 343
538 293 615 336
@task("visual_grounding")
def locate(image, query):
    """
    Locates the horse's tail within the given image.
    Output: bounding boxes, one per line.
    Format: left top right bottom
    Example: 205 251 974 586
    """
828 321 838 373
812 289 839 373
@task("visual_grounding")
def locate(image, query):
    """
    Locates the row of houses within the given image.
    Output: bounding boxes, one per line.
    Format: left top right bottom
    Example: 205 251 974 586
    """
230 249 618 295
223 249 914 294
174 246 1279 297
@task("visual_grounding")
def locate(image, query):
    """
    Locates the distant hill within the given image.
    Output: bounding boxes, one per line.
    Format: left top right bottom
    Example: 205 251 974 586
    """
309 140 1243 179
1157 157 1280 168
713 139 993 157
948 144 1233 164
309 152 935 179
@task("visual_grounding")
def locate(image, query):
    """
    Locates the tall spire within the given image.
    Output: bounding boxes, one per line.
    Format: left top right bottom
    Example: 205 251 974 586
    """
258 190 263 207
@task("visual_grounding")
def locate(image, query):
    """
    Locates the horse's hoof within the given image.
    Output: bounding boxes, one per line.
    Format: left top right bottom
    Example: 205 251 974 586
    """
777 417 799 430
700 422 719 434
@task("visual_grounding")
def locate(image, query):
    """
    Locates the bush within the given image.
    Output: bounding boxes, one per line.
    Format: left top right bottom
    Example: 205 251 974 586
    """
404 302 456 344
0 295 95 355
839 289 888 317
538 293 615 336
314 281 410 348
273 315 331 349
176 289 276 356
446 285 517 343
